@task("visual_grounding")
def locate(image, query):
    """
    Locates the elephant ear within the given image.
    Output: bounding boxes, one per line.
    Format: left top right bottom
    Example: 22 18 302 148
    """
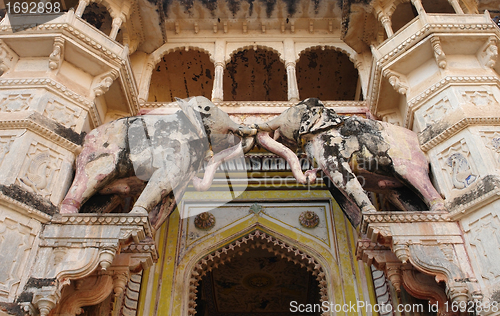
176 97 207 138
299 107 343 136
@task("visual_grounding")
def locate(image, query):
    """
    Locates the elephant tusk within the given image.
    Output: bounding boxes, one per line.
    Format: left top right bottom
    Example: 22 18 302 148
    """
256 132 313 185
192 142 244 191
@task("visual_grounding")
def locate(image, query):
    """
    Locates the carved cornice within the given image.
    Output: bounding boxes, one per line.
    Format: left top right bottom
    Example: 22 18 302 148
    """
420 117 500 152
141 100 369 108
51 214 152 240
0 117 82 153
449 184 500 220
0 191 52 222
361 211 451 228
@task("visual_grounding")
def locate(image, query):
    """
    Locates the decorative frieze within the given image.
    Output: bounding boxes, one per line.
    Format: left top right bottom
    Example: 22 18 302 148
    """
422 97 452 127
43 99 82 130
461 90 499 107
0 93 33 112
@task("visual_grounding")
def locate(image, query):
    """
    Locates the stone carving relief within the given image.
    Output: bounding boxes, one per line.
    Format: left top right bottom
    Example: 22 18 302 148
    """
423 97 451 126
461 90 499 107
17 143 63 199
43 99 81 129
468 213 500 281
0 93 33 112
0 217 34 301
431 36 447 69
0 40 18 75
438 140 478 190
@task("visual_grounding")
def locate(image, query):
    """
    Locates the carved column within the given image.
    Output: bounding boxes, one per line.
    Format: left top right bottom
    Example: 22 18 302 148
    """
75 0 90 17
109 16 124 40
285 62 299 102
211 62 224 102
138 59 158 103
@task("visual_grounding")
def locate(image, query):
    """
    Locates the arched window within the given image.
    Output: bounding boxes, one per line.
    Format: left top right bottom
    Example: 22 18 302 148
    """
296 48 359 101
148 50 214 102
223 48 287 101
81 3 113 36
421 0 455 13
392 2 418 33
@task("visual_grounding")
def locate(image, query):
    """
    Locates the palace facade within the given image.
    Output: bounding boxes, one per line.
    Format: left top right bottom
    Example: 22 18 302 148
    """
0 0 499 315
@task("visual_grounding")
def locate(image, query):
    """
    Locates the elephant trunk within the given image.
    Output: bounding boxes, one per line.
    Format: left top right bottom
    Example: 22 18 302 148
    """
256 132 316 184
192 141 245 191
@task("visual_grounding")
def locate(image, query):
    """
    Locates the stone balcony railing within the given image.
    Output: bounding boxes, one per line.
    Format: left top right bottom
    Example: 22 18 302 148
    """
374 13 495 60
1 10 127 59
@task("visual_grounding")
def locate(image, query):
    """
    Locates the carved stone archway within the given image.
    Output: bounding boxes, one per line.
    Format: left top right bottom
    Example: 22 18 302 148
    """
187 230 328 315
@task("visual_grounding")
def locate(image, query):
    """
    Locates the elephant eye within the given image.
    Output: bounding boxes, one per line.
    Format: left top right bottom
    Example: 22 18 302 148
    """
204 106 210 111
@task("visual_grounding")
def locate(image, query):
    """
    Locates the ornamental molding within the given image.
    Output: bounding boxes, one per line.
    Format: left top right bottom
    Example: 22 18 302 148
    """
361 211 452 225
51 214 151 236
0 117 82 153
449 185 500 220
420 117 500 152
141 100 369 108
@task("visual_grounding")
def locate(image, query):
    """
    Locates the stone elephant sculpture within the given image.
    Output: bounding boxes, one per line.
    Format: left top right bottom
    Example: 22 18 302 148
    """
61 96 256 231
253 98 445 226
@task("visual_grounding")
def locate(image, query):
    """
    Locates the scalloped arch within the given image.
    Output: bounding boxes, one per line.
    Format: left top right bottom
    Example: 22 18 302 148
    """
297 45 358 66
151 46 215 66
226 45 284 65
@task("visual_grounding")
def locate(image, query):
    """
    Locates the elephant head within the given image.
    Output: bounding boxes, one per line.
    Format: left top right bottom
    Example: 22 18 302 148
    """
254 98 342 144
176 96 256 153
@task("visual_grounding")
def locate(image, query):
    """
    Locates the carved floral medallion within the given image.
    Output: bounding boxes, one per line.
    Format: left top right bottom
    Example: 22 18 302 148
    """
299 211 319 228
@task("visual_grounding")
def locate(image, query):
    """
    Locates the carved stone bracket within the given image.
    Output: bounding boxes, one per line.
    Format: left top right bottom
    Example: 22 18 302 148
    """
478 36 498 69
93 69 119 97
383 69 408 95
0 39 19 75
431 36 447 69
49 37 65 70
18 214 153 316
401 264 450 315
360 211 482 303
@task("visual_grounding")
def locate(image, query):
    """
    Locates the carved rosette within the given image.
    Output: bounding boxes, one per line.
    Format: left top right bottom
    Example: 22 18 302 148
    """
299 211 319 228
194 212 215 230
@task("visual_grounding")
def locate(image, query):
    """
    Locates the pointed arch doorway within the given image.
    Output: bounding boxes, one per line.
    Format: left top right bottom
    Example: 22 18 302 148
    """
191 231 326 315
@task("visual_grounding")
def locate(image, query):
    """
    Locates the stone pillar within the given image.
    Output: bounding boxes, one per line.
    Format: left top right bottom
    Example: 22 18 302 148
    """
410 0 428 22
211 62 224 102
138 59 157 103
283 38 299 102
211 39 226 102
109 16 124 40
75 0 90 17
447 0 464 14
378 13 394 37
285 62 299 102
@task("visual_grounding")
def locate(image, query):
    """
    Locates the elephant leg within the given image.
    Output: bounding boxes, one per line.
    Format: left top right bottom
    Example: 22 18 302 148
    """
321 158 377 213
130 166 188 215
392 163 446 211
